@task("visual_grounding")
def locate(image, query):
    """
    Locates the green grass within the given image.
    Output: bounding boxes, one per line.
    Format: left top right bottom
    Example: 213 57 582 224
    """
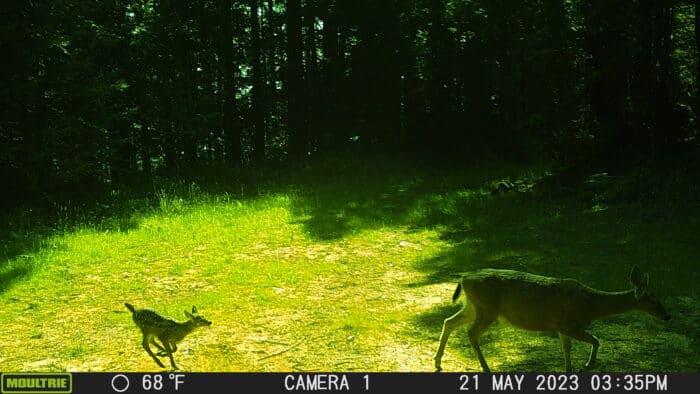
1 155 699 372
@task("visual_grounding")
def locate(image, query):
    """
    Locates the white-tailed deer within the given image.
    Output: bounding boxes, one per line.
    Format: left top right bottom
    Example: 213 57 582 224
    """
434 266 669 372
125 303 212 370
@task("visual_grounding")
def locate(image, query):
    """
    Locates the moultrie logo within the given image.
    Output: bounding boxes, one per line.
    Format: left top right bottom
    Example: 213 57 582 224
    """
1 373 72 394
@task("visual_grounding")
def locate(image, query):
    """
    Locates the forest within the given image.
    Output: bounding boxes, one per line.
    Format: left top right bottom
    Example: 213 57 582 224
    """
2 0 698 207
1 0 699 373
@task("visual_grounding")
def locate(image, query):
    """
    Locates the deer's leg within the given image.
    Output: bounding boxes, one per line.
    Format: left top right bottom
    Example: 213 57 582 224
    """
468 310 496 373
158 342 178 357
435 305 471 371
158 339 179 370
558 332 572 372
142 335 166 368
150 338 168 357
151 339 178 357
561 329 599 371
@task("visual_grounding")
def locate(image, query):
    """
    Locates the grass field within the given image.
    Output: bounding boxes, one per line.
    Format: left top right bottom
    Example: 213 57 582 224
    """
1 155 699 372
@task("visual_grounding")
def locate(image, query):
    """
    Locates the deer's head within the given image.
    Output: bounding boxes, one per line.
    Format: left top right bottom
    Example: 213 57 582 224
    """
185 306 213 327
629 266 670 321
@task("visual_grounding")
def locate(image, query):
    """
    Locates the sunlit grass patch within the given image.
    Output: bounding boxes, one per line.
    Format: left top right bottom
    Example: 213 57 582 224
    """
0 185 452 371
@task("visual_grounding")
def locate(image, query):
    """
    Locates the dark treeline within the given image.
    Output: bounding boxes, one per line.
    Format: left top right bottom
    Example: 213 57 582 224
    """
1 0 699 209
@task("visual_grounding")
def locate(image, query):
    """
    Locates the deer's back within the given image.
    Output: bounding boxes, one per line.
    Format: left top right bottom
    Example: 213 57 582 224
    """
133 309 180 335
461 269 596 331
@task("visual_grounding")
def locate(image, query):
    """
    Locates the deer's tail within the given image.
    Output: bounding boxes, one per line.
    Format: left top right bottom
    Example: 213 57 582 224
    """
124 302 135 313
452 282 463 303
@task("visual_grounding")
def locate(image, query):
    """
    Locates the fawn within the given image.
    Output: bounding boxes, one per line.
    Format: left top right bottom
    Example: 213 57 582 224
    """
125 303 212 370
434 266 669 372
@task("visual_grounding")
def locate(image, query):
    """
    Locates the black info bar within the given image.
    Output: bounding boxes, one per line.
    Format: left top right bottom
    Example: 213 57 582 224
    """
1 372 697 394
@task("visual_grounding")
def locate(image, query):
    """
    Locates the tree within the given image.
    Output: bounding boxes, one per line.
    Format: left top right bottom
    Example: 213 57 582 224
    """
286 0 307 158
250 0 266 162
218 0 242 167
695 0 699 136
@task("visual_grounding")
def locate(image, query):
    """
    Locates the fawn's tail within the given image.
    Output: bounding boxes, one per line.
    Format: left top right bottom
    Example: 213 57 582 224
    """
124 302 135 313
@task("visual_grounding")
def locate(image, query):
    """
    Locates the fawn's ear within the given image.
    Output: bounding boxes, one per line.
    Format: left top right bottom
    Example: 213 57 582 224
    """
192 306 198 314
184 310 194 319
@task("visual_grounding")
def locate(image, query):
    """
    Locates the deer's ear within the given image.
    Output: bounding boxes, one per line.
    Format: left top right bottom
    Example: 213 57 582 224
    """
192 306 198 314
641 273 650 288
629 266 643 287
633 273 650 299
185 310 194 319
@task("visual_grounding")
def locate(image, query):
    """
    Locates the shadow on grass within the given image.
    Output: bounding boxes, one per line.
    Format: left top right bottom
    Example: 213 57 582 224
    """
405 177 700 371
0 191 152 294
412 180 700 289
0 264 33 293
286 154 536 241
0 218 48 294
278 154 700 371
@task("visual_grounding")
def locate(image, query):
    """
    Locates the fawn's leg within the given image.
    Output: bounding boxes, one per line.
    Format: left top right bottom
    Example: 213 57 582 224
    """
435 305 471 371
152 338 179 357
142 335 166 368
150 338 168 356
467 309 496 373
558 332 573 372
561 328 599 371
158 339 179 370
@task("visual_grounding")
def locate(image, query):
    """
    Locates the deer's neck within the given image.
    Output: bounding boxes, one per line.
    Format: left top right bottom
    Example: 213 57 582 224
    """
170 321 197 342
182 320 199 334
589 288 637 319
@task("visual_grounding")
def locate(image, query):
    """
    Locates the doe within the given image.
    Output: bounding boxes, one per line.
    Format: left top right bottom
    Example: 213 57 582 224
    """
434 266 669 372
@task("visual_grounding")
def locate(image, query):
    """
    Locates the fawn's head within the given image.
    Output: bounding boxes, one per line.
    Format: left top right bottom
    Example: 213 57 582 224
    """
629 266 670 321
184 306 213 327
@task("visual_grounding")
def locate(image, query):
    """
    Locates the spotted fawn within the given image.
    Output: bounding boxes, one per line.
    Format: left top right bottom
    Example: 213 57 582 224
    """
125 303 212 370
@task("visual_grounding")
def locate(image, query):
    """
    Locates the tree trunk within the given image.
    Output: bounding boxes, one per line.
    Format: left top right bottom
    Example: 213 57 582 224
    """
427 0 450 154
581 0 630 162
304 0 319 153
286 0 307 159
654 1 676 150
218 0 242 167
160 78 176 172
695 0 699 135
250 0 266 162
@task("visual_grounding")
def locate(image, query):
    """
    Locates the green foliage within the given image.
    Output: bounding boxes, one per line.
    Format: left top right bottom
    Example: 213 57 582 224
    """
1 0 698 209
